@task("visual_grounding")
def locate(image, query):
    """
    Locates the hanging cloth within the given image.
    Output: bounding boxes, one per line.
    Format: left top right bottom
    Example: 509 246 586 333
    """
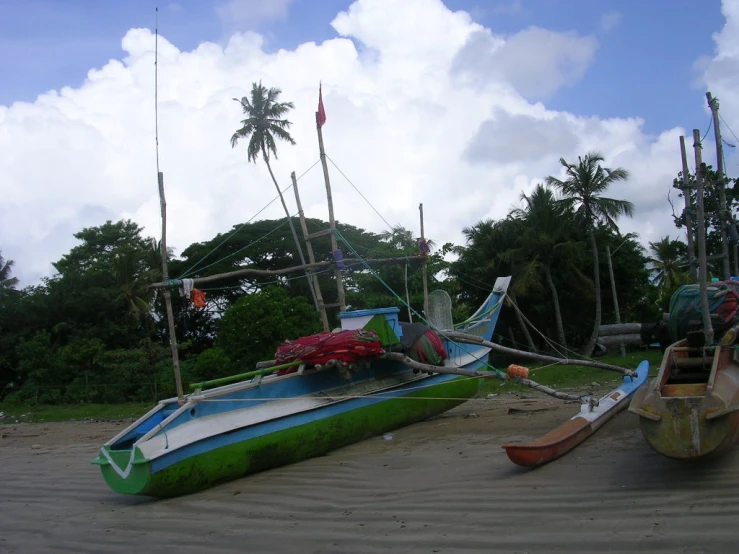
179 278 194 298
190 289 207 308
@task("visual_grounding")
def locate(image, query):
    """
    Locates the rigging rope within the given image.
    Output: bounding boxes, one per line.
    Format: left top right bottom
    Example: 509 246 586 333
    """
178 158 321 279
334 228 507 380
326 154 394 232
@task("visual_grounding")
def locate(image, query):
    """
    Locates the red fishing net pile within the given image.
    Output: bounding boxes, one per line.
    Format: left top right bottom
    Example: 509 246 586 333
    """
275 329 386 366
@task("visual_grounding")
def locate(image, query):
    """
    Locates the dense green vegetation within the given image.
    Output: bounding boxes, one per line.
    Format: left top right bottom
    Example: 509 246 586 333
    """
2 82 738 414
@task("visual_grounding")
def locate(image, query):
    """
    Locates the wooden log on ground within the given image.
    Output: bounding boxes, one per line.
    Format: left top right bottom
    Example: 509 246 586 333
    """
597 333 642 346
597 323 642 336
443 331 635 376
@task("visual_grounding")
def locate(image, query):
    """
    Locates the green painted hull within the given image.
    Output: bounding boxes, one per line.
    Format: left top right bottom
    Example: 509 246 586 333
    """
96 375 479 497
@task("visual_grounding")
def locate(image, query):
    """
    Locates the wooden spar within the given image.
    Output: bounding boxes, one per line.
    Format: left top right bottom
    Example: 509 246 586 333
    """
443 331 635 375
382 352 584 402
419 203 429 317
291 171 329 331
158 172 184 402
597 323 642 336
693 128 715 345
707 92 731 280
679 136 697 281
597 334 642 346
149 255 426 288
315 106 346 312
404 263 412 322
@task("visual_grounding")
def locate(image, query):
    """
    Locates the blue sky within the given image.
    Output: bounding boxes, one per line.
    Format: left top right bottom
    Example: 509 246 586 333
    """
0 0 725 136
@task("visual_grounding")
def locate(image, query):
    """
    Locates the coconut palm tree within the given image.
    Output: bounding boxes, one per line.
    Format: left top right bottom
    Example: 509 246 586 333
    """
545 152 634 357
647 236 689 289
504 184 587 350
230 82 312 296
0 252 19 293
379 225 435 253
459 218 538 352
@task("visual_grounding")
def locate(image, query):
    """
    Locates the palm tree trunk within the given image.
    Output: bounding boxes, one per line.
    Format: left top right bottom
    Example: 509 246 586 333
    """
509 291 537 352
263 156 318 308
582 228 601 357
544 264 567 350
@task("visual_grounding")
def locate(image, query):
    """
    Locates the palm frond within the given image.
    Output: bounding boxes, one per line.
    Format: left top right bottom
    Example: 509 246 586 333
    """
231 82 296 164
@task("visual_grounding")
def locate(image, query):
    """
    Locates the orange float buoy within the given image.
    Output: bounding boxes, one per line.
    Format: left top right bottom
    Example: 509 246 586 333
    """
507 364 530 378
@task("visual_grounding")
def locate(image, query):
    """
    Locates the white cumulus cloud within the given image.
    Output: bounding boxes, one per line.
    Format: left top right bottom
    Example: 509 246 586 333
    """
1 0 738 287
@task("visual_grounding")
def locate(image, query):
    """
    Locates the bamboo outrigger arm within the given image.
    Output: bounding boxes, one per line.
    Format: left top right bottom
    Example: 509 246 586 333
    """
381 352 590 403
443 331 635 376
149 255 427 288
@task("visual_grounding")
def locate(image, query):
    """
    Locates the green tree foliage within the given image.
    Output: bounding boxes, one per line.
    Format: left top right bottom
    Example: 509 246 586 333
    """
0 251 19 293
647 236 690 311
174 218 382 310
217 286 321 372
0 251 21 390
503 184 587 349
44 220 159 349
450 217 538 351
1 145 662 405
671 166 739 277
546 152 634 357
450 193 654 354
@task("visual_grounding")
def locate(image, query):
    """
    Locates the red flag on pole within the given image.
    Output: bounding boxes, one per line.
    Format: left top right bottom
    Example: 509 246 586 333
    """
317 83 327 128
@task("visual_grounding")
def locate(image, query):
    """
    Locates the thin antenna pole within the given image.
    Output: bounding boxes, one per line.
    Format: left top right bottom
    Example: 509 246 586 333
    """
155 8 160 175
154 7 185 402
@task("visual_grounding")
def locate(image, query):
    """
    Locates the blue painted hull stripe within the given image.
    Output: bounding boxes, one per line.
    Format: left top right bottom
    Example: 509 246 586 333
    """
150 371 473 474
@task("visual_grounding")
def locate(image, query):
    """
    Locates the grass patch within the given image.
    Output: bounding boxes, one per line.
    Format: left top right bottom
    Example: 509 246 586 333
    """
0 351 665 422
478 349 664 397
0 402 152 424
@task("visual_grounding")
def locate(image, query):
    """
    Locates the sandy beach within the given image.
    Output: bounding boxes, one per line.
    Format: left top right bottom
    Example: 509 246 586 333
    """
1 392 738 554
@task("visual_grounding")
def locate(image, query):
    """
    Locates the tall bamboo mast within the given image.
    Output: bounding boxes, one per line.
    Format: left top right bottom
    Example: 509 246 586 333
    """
315 89 346 312
154 8 184 402
693 128 714 345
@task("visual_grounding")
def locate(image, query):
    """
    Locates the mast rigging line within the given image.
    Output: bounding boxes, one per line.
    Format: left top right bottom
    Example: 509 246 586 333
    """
177 158 321 279
325 154 395 233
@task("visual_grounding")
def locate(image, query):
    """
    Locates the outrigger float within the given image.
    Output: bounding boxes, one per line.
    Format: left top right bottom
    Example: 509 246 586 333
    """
504 361 648 467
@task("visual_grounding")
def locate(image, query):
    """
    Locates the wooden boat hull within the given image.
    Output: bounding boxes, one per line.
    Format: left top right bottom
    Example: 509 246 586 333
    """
628 339 739 460
94 371 477 497
93 277 510 497
502 360 649 467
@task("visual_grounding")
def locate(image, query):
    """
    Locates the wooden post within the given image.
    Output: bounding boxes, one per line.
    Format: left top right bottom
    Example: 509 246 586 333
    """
404 263 413 322
707 92 731 280
605 245 626 357
679 136 698 281
693 129 714 345
291 171 330 331
315 111 346 312
419 203 429 318
158 172 185 402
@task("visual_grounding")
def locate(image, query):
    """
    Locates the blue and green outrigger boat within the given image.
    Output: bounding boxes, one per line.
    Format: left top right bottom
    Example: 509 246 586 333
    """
92 276 510 497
